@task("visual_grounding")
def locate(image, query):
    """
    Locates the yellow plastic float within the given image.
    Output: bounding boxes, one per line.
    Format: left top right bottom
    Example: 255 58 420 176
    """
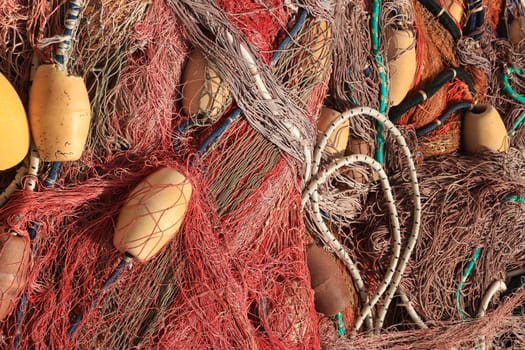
0 231 30 321
0 73 30 170
29 64 91 161
462 104 509 153
386 28 417 106
113 168 192 262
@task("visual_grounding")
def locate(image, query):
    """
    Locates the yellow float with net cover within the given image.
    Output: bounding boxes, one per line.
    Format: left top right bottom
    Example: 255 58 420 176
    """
0 73 30 170
113 167 192 262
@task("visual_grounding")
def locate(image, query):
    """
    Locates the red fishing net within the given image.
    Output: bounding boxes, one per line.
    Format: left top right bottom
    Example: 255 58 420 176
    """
0 0 524 349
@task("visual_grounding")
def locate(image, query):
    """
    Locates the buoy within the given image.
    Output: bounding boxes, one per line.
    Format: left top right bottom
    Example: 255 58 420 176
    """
346 138 377 183
386 28 417 107
445 0 464 24
508 17 525 45
462 104 509 153
29 64 91 161
307 244 356 317
308 20 332 72
113 168 192 262
317 107 349 157
0 73 30 170
181 49 231 125
0 232 30 321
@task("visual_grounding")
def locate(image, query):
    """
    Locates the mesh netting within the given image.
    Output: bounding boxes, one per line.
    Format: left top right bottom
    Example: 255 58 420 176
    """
0 0 524 349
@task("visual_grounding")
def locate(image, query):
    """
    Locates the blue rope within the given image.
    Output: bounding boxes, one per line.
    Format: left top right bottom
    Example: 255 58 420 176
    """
14 219 47 348
271 8 308 63
13 293 28 348
506 195 525 203
191 9 308 155
43 162 62 187
198 108 241 156
67 255 132 339
502 66 525 104
509 112 525 138
416 102 472 137
53 0 81 65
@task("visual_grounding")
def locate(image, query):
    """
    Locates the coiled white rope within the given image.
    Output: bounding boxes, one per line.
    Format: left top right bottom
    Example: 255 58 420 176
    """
303 153 399 330
302 106 423 333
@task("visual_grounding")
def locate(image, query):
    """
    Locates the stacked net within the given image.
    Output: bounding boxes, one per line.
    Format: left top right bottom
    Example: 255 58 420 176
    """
0 0 524 349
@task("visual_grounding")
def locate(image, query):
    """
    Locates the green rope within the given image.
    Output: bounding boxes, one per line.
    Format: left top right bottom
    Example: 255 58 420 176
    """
455 247 482 320
370 0 387 165
506 195 525 203
334 312 345 337
509 112 525 138
502 66 525 104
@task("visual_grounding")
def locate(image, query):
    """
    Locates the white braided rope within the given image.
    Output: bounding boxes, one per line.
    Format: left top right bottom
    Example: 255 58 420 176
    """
477 280 507 318
398 289 427 329
54 0 84 68
224 31 313 181
0 167 27 207
23 145 40 192
304 106 423 332
304 153 401 331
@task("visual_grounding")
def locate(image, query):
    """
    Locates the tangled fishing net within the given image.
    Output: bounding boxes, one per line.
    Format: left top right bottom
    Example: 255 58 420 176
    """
0 0 524 349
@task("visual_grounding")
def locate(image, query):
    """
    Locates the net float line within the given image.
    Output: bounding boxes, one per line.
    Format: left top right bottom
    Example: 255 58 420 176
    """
54 0 84 68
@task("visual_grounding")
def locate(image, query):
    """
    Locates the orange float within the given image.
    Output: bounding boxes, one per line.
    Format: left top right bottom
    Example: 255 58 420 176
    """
317 107 349 157
307 244 356 317
0 72 30 170
29 64 91 161
182 49 231 124
0 232 31 321
386 28 417 106
462 104 509 153
113 168 192 262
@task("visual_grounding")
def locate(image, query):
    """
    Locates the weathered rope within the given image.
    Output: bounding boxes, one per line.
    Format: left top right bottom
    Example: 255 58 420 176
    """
370 0 387 164
502 66 525 104
304 106 423 332
456 247 482 320
477 280 507 318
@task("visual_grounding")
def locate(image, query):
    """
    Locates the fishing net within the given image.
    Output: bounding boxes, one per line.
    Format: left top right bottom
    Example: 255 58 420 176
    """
0 0 524 349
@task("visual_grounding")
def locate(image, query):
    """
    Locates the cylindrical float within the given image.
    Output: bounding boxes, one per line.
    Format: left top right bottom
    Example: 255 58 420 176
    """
462 104 509 153
308 20 332 73
0 73 30 170
0 232 31 321
508 17 525 45
445 0 464 24
346 138 377 183
317 107 349 157
181 49 231 125
386 28 417 107
307 244 356 317
28 64 91 161
113 168 192 262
